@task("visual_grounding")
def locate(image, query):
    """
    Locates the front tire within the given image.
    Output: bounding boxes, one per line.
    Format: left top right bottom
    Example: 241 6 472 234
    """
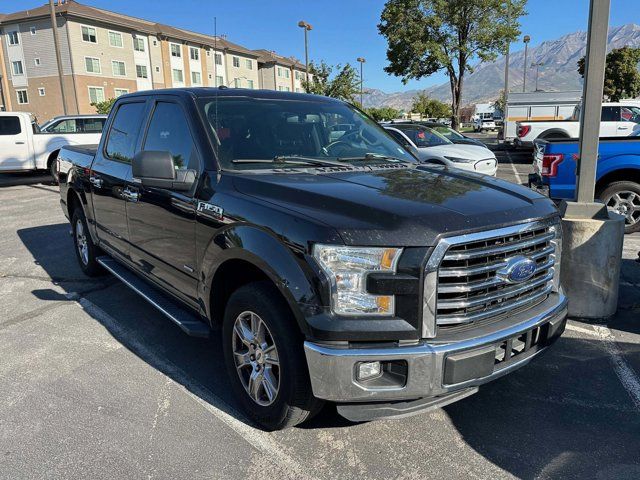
71 209 103 276
222 281 322 430
599 181 640 233
48 152 59 185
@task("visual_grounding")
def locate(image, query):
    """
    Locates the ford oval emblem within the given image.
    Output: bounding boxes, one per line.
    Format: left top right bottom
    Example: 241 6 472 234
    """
497 256 537 284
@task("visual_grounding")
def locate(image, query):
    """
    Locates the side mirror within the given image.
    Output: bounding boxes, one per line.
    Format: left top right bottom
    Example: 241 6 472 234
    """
132 150 196 192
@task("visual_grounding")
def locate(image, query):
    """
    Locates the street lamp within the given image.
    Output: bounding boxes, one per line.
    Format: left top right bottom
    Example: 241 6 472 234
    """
522 35 530 92
531 61 544 91
356 57 366 107
298 21 312 84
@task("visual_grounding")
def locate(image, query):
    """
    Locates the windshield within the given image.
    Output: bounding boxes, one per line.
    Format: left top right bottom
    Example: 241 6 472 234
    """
432 125 464 140
397 125 452 147
198 96 415 169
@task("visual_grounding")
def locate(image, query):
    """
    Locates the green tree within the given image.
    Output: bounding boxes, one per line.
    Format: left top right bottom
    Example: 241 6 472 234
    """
366 106 402 121
302 61 361 103
412 92 452 118
578 46 640 102
91 98 116 114
493 89 506 113
379 0 526 129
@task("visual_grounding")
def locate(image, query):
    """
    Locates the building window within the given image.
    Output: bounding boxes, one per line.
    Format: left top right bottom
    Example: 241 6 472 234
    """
170 43 181 57
114 88 129 97
88 86 105 104
30 26 37 35
155 66 160 73
82 25 97 43
16 90 28 104
191 71 201 85
245 59 252 70
172 69 184 83
284 69 290 79
34 58 41 66
295 71 300 80
85 57 101 74
189 47 199 61
136 65 148 79
8 31 19 45
112 60 126 76
12 61 24 75
233 78 241 88
247 79 254 89
153 40 157 46
206 49 210 56
215 75 223 87
277 67 282 78
133 36 145 52
38 87 46 96
108 31 123 48
232 56 240 68
215 53 222 65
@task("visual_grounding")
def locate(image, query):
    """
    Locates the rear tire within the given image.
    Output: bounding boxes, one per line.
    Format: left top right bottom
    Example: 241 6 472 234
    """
598 181 640 234
71 209 103 276
48 152 59 185
222 281 323 430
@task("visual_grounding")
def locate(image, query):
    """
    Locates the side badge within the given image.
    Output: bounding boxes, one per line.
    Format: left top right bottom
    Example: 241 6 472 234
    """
197 201 224 220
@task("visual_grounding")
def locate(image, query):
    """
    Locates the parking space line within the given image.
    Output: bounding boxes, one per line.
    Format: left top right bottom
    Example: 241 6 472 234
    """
73 296 315 480
504 149 524 185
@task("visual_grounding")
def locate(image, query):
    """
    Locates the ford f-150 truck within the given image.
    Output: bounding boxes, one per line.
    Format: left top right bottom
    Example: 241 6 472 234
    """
515 102 640 147
0 111 102 181
529 133 640 233
58 88 567 430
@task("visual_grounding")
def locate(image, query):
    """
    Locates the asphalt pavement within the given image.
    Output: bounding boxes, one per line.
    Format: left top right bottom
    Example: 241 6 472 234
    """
1 150 639 479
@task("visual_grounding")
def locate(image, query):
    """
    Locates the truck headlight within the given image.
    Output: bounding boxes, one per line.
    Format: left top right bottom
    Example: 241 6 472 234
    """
550 223 563 292
313 245 402 316
444 156 474 163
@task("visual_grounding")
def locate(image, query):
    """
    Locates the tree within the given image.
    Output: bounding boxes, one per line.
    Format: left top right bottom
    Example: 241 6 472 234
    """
578 46 640 102
366 106 402 121
493 89 507 114
91 98 116 114
411 92 452 118
379 0 526 129
302 61 361 103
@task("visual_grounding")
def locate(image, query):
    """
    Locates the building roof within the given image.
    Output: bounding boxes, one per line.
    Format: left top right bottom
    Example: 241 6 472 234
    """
253 49 306 69
0 1 258 56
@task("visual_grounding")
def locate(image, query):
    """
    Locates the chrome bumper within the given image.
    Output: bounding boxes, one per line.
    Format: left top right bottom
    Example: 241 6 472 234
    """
304 293 567 404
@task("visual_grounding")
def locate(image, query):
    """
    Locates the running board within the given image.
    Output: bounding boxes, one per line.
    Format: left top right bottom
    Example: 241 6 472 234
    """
97 257 210 338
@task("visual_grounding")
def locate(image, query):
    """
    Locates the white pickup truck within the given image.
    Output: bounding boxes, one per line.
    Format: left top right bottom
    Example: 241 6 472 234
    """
515 102 640 147
0 112 102 180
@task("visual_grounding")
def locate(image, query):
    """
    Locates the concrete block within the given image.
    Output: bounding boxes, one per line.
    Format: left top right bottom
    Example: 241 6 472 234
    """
560 202 625 319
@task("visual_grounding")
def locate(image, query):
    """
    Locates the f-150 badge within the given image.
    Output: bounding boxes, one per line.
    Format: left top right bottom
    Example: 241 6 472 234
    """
197 201 224 219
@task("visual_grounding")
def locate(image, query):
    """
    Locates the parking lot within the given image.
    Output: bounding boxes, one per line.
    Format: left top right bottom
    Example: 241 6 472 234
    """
1 144 639 479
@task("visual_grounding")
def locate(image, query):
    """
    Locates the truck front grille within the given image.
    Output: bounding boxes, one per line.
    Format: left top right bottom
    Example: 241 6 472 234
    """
434 223 558 328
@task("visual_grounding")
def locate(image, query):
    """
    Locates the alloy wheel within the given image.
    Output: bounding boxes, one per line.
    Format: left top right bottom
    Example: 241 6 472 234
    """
232 311 280 406
606 190 640 227
75 219 89 266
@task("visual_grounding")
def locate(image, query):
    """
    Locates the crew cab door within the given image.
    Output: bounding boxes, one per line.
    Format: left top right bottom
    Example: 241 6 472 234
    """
125 98 199 304
90 100 148 259
0 115 33 170
600 106 621 137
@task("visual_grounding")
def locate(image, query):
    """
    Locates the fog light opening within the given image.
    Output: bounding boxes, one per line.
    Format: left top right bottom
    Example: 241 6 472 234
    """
357 361 382 381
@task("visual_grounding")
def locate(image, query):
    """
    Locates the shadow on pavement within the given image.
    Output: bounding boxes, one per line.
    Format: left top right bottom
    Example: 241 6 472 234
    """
0 172 54 187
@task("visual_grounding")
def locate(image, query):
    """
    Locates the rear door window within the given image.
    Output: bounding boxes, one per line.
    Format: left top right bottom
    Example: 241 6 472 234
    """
601 107 620 122
0 116 21 135
80 118 106 132
106 102 147 163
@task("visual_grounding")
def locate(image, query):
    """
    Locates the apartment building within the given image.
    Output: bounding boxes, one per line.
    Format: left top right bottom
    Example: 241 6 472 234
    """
0 1 304 121
254 49 308 93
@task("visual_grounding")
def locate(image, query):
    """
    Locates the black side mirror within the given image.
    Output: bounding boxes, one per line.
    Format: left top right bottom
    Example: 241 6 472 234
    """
132 150 196 192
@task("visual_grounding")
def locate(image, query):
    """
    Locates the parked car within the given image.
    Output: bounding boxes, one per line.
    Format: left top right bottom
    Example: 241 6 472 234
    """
384 124 498 176
40 114 107 134
59 88 567 430
529 132 640 233
516 102 640 148
393 121 487 147
0 111 102 181
473 113 496 132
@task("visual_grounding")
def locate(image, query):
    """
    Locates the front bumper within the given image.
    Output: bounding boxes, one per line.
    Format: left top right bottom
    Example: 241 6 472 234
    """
304 293 567 419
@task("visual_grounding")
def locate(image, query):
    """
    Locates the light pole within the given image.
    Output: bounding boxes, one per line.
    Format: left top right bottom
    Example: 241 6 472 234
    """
356 57 365 107
522 35 530 92
532 62 543 91
298 21 312 84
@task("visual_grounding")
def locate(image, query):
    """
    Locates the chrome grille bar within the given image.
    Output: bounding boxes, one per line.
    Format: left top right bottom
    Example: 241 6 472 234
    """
442 231 554 261
438 245 555 277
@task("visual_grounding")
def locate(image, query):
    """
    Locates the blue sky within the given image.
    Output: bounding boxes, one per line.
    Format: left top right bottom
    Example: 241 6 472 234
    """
14 0 640 92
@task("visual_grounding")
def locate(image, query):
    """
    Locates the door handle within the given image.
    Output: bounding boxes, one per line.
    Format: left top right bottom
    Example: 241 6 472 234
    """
89 175 103 188
15 141 25 144
618 126 629 130
122 187 139 202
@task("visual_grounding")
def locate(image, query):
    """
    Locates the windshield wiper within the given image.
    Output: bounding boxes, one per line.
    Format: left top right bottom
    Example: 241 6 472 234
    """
232 156 348 168
336 153 408 163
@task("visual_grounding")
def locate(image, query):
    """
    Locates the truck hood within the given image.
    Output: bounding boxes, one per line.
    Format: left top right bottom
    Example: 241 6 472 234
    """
232 165 557 246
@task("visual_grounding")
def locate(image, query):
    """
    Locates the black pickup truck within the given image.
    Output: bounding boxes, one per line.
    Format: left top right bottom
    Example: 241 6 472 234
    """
58 88 568 430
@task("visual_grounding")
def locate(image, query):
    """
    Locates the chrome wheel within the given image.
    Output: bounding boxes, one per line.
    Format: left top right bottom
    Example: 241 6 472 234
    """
606 190 640 227
75 218 89 266
232 311 280 406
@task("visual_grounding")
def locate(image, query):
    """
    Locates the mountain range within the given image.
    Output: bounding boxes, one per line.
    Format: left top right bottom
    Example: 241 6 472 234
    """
364 23 640 110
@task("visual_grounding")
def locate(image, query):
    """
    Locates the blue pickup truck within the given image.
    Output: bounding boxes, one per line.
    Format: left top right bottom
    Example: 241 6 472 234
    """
528 133 640 233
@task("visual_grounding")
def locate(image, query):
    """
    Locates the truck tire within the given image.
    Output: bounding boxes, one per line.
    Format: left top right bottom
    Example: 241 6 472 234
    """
599 181 640 234
48 151 60 185
71 209 103 276
222 281 323 430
